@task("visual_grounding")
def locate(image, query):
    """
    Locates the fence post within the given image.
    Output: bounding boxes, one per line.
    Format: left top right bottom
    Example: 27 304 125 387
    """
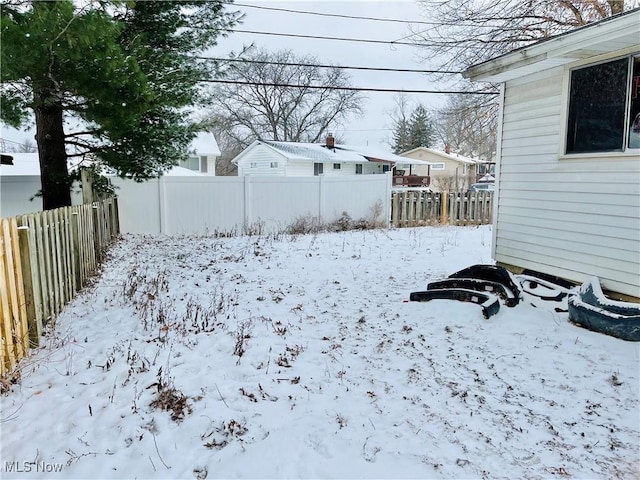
391 192 399 227
113 197 121 236
16 218 42 346
441 192 449 224
400 191 408 227
81 168 95 204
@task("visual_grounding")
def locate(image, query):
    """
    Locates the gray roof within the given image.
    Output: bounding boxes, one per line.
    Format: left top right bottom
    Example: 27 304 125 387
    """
262 141 431 165
263 141 364 163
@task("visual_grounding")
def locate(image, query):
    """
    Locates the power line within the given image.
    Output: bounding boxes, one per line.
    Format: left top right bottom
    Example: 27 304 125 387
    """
228 2 504 28
198 56 462 75
228 29 419 47
230 2 432 25
201 79 498 95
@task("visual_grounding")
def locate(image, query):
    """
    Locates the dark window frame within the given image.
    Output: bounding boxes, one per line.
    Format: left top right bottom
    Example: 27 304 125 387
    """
566 55 640 154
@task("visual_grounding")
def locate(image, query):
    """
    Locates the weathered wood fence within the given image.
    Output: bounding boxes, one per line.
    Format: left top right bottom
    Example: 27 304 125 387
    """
0 198 119 377
391 191 494 227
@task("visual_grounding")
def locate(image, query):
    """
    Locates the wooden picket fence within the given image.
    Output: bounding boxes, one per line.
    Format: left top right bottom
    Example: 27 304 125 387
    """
0 198 119 377
391 190 494 227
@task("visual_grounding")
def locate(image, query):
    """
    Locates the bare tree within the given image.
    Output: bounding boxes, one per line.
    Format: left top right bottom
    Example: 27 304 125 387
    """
432 174 474 192
413 0 637 70
387 94 412 153
206 49 364 152
434 93 498 161
206 118 241 176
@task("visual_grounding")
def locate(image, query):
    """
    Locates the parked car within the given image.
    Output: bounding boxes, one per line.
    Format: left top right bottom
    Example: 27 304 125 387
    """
469 182 495 192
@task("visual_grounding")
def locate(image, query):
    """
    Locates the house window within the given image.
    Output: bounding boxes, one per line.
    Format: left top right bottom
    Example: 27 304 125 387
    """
200 156 208 173
382 164 390 173
333 163 341 170
355 164 363 174
566 55 640 153
314 162 324 176
270 162 278 168
431 163 445 170
180 156 200 171
250 162 258 168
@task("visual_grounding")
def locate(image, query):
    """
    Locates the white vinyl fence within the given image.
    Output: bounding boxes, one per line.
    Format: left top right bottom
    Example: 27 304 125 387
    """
0 176 84 218
112 174 392 235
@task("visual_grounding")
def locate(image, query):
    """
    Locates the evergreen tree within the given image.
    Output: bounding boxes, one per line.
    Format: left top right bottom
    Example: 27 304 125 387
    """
1 1 239 209
408 105 435 149
391 118 412 154
390 102 435 153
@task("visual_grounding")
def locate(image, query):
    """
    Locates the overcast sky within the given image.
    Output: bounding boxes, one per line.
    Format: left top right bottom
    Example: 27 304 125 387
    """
0 0 455 151
211 0 448 147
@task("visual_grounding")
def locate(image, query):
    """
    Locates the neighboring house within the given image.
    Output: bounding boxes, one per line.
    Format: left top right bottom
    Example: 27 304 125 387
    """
233 136 430 177
399 146 485 192
464 8 639 298
178 132 221 175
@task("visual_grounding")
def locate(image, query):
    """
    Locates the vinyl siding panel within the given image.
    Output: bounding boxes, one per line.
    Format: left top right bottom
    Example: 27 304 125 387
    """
495 62 640 297
285 161 369 177
286 162 314 176
236 145 287 176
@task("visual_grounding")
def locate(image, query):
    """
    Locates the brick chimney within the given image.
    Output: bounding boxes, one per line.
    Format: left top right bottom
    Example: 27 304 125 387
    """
445 144 451 154
326 133 335 149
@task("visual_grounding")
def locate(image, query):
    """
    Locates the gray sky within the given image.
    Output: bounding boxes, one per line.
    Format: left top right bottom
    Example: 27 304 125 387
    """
211 0 448 147
1 0 453 151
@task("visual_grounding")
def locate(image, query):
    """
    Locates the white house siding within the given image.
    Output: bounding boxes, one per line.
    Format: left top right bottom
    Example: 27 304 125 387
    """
284 161 358 176
323 162 364 177
495 64 640 297
284 162 313 176
236 145 287 176
277 160 381 177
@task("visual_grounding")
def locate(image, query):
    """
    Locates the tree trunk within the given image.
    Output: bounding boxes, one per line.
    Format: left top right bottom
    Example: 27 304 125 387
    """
34 88 71 210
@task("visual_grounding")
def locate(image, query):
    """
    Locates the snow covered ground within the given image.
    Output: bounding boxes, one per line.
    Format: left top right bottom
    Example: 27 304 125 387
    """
1 225 638 479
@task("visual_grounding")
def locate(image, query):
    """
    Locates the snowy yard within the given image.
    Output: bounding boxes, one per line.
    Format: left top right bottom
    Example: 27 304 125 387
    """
1 225 638 479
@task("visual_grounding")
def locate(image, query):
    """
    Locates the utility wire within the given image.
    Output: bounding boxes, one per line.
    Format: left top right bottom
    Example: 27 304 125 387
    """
228 29 419 47
197 56 462 74
228 2 505 28
230 2 430 24
200 79 497 95
224 28 505 50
